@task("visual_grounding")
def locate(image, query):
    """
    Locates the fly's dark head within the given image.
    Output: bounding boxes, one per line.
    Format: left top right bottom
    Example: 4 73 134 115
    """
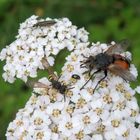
81 55 95 70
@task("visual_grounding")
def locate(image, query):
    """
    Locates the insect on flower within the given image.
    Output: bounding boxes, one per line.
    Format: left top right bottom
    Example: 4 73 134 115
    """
27 74 75 100
49 75 68 99
72 74 80 80
33 20 56 27
49 74 81 100
80 40 136 91
35 58 70 100
27 77 68 99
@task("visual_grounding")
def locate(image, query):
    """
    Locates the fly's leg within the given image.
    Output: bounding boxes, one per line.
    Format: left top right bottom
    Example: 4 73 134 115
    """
93 70 107 93
80 69 101 90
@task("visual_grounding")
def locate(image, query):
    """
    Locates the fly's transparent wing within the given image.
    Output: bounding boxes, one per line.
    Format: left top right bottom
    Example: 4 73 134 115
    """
108 64 136 82
105 39 130 55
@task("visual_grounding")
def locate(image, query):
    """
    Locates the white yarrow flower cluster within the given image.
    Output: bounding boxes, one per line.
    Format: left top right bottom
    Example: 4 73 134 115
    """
1 16 140 140
0 15 89 83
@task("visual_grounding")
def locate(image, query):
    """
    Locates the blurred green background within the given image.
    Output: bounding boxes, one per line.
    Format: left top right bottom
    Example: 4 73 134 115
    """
0 0 140 139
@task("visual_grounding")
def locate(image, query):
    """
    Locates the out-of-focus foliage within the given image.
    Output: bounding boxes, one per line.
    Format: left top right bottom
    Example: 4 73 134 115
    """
0 0 140 139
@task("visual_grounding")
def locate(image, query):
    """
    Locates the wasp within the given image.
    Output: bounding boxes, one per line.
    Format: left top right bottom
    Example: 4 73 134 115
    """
49 76 68 99
28 75 76 100
80 40 136 91
29 78 68 99
33 20 56 27
49 74 81 99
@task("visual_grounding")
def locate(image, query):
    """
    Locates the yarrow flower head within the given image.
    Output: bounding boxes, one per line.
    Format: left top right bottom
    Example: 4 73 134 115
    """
0 15 89 83
1 16 140 140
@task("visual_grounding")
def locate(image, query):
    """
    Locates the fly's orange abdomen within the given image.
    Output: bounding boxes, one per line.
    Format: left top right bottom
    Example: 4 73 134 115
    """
114 60 129 69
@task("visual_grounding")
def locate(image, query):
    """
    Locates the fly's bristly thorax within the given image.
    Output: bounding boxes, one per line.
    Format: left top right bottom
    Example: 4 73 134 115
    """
95 53 114 69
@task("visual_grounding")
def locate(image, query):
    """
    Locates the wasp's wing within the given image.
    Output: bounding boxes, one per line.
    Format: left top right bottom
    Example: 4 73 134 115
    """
105 39 130 55
34 82 49 88
41 58 58 80
108 64 136 82
26 80 49 89
33 20 56 27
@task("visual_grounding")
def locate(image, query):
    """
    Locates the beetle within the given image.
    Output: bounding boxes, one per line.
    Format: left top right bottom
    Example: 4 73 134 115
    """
71 74 80 80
